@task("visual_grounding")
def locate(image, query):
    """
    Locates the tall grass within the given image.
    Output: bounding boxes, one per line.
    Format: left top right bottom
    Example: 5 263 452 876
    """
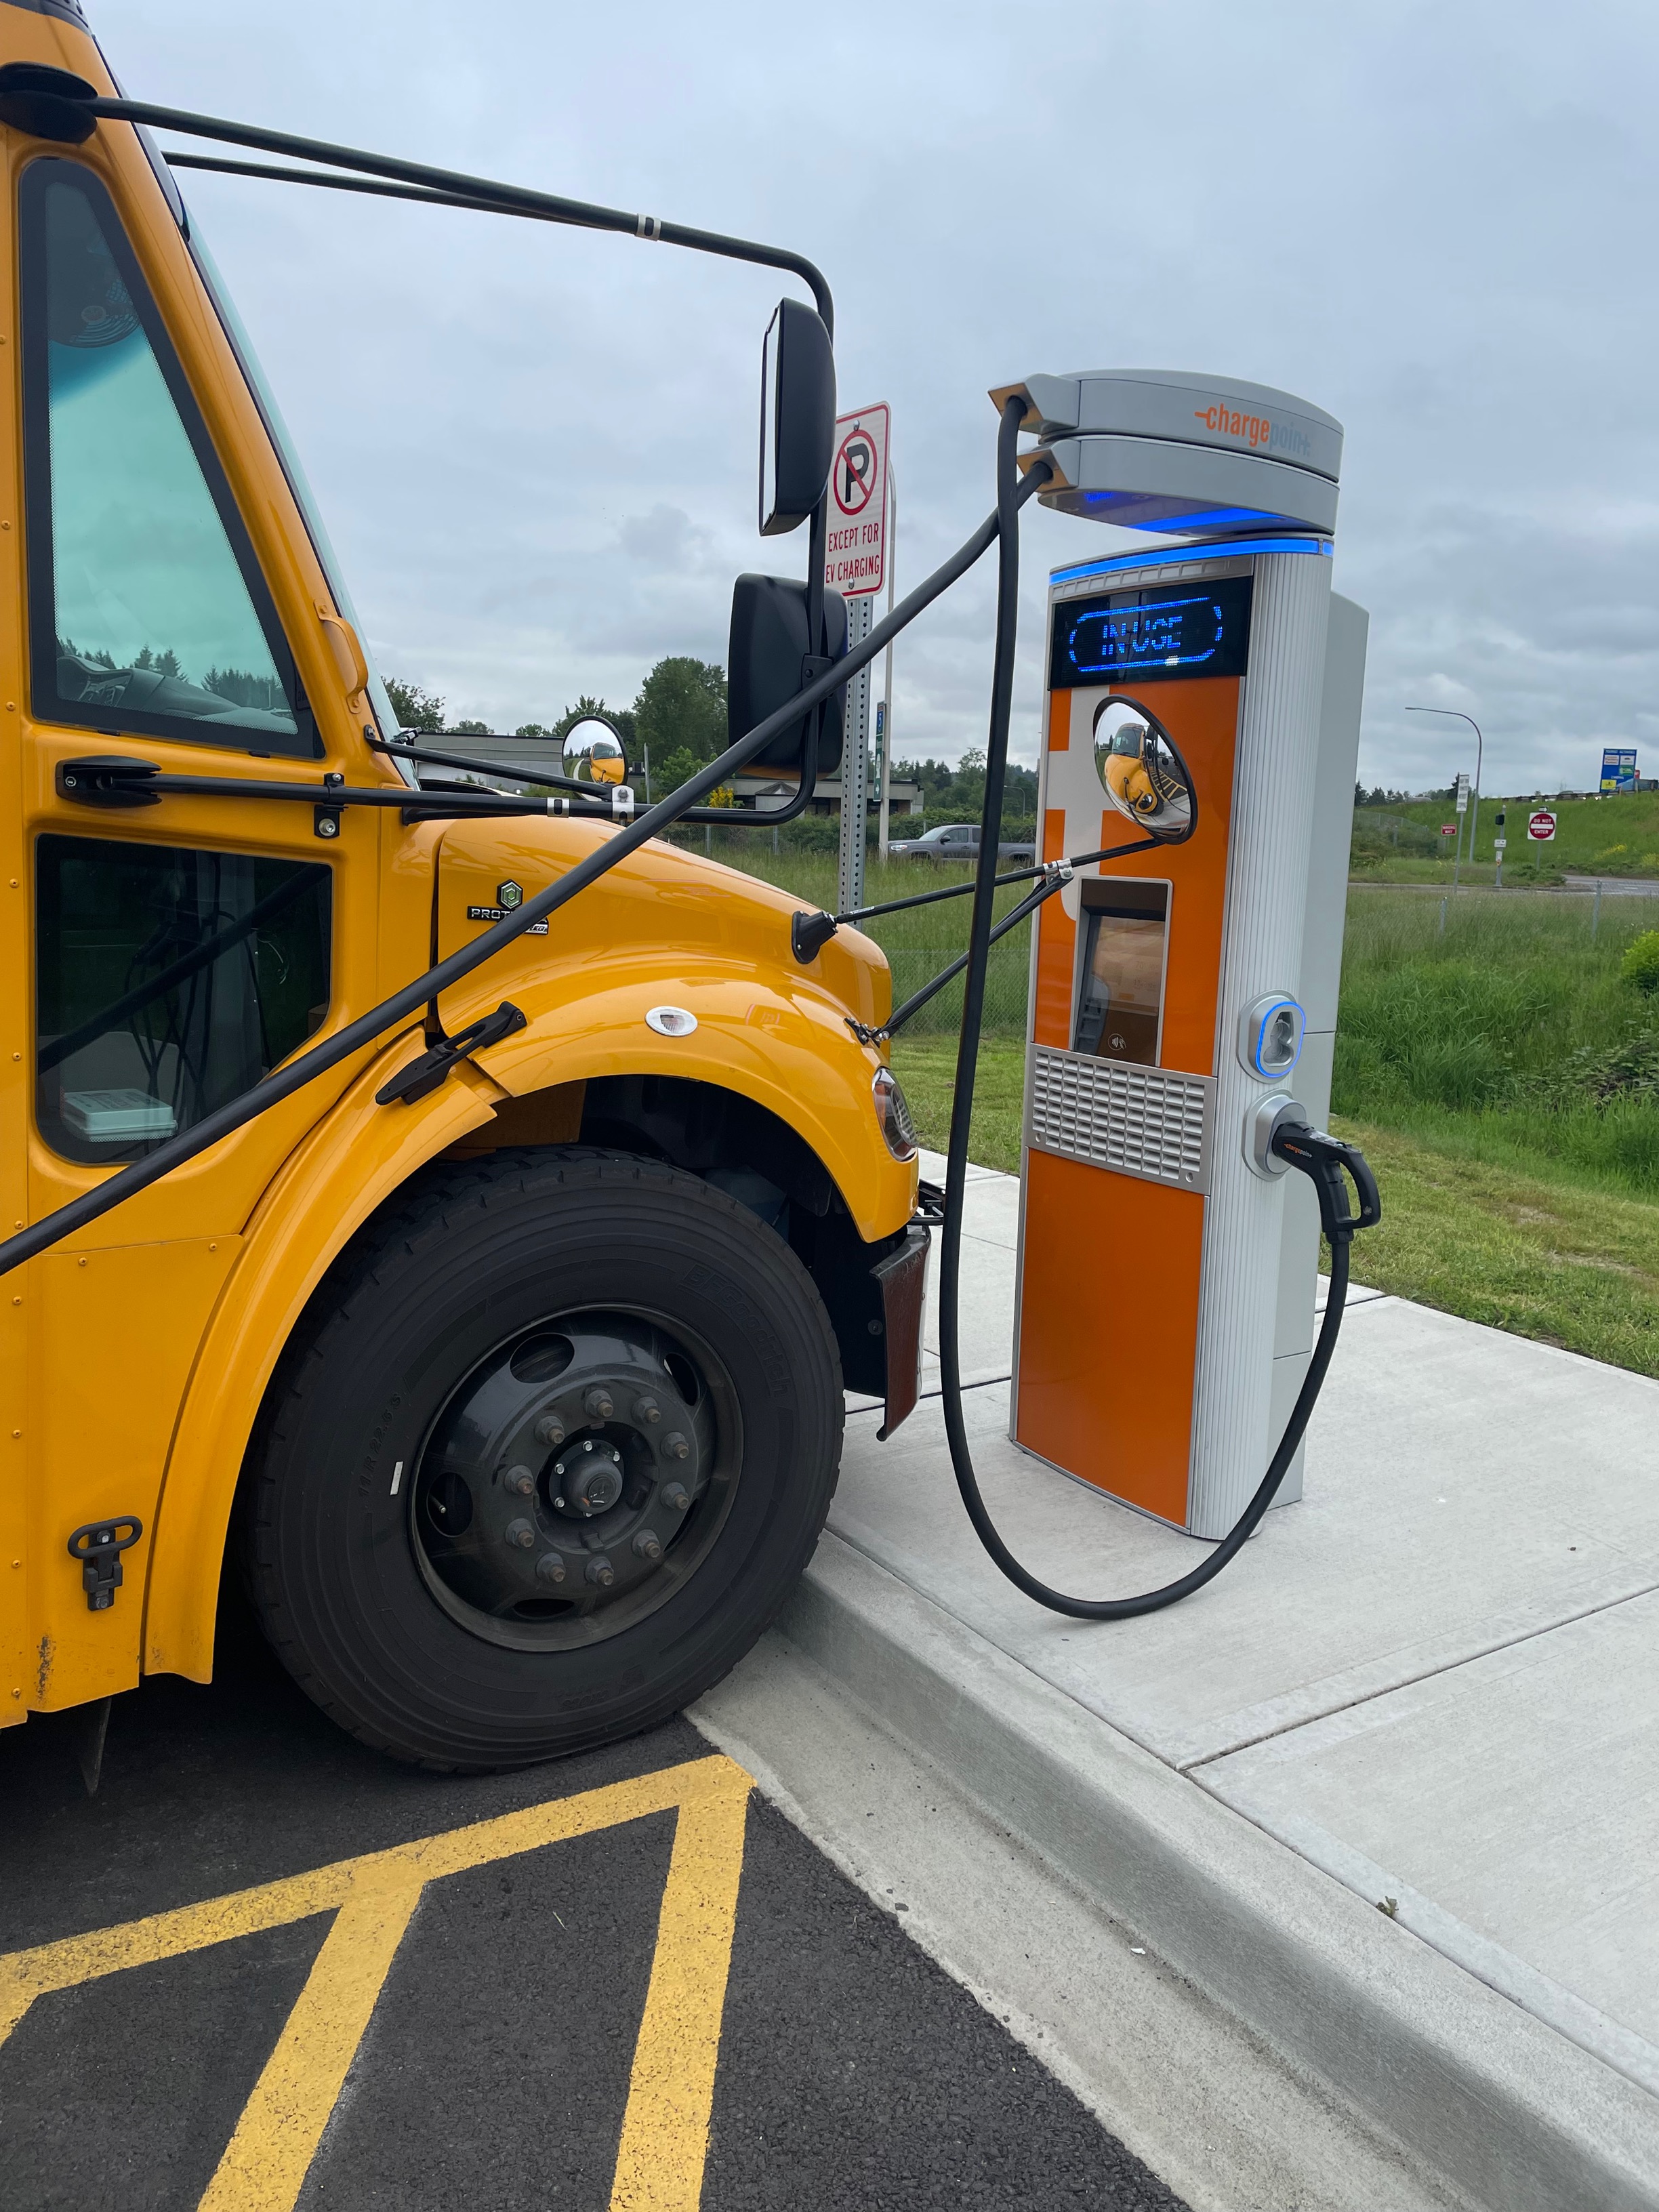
710 839 1659 1196
1334 891 1659 1191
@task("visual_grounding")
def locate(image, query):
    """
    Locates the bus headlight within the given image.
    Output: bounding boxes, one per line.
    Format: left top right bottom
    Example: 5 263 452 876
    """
872 1067 918 1162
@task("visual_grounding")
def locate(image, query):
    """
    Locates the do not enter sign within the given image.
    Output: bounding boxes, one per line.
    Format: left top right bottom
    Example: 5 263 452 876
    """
1528 809 1558 842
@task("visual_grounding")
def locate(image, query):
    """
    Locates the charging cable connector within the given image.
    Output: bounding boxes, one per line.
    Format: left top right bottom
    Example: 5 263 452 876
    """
1269 1119 1382 1244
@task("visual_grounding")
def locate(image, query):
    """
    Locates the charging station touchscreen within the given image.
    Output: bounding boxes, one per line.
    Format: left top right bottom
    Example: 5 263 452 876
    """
1073 882 1168 1064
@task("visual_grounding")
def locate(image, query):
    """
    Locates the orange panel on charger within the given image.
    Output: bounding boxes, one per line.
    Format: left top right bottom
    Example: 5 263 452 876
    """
1015 1149 1204 1523
1015 666 1243 1526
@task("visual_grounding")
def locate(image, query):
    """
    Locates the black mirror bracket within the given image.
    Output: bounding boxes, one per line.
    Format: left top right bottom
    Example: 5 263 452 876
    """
792 909 838 964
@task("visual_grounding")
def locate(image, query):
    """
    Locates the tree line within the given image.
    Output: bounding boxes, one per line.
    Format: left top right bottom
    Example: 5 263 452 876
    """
386 660 1038 827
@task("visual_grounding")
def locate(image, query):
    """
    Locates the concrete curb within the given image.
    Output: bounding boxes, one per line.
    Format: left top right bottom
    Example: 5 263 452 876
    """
783 1532 1659 2212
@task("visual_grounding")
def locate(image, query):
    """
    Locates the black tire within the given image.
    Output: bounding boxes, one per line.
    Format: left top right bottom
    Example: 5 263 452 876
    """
241 1148 844 1769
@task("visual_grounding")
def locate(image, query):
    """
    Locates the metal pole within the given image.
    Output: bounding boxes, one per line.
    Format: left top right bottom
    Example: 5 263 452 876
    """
1439 896 1447 937
643 743 652 804
838 592 874 915
878 465 897 864
1408 705 1483 897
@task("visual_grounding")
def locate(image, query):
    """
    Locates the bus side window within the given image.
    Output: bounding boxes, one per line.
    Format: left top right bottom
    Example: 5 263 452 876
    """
35 835 331 1165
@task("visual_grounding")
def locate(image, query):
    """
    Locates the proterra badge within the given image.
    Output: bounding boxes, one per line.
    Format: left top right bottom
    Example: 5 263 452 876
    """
466 877 548 933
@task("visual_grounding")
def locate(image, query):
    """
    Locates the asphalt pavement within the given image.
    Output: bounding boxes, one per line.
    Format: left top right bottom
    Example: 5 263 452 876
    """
0 1593 1184 2212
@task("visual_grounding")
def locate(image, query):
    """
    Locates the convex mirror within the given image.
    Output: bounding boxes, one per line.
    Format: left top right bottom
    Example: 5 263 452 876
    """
561 714 628 785
1092 696 1196 842
759 298 835 537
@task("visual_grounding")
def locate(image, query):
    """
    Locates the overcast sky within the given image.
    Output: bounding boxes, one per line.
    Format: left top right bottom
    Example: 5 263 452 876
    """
88 0 1659 797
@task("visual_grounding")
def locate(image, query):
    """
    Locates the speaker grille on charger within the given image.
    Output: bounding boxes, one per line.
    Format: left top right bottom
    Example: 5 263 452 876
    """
1027 1046 1212 1191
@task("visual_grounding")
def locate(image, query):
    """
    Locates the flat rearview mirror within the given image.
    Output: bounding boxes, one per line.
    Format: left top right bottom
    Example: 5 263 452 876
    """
759 299 835 537
1092 696 1196 842
561 714 629 785
727 574 847 777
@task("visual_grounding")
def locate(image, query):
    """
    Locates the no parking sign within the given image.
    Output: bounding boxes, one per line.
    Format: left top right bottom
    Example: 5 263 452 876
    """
823 403 889 597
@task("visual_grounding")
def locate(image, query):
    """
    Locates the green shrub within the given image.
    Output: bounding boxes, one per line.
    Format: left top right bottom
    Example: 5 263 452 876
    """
1619 930 1659 996
1553 1029 1659 1104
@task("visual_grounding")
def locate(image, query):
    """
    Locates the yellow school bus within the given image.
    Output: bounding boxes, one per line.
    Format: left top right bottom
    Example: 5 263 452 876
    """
0 5 925 1769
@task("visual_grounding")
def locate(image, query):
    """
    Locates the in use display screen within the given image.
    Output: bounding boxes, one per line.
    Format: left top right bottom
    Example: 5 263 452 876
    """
1050 575 1252 689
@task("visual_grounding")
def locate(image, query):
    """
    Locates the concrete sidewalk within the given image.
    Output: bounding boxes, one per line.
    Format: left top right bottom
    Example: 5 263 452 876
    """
785 1150 1659 2209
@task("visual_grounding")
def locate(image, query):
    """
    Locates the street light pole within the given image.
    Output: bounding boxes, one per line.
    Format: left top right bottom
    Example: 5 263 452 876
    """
1407 705 1484 893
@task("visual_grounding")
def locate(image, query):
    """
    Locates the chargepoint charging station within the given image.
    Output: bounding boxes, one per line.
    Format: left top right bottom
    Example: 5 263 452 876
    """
1004 372 1368 1540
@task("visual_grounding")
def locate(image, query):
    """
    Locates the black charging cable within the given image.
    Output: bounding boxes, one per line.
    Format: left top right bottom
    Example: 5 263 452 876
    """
935 396 1381 1620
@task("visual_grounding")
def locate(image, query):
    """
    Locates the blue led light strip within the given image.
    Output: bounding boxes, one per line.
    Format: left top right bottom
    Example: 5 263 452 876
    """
1051 534 1332 586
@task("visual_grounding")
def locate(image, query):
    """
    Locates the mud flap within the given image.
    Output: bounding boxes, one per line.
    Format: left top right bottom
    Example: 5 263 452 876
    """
872 1225 929 1439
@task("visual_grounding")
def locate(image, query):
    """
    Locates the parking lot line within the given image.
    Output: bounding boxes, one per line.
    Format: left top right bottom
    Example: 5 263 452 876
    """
0 1752 754 2212
609 1759 752 2211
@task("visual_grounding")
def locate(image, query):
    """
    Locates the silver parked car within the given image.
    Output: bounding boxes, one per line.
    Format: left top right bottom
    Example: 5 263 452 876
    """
888 823 1037 865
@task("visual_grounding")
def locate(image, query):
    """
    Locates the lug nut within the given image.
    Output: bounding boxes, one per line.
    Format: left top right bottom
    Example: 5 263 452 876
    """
663 1432 690 1461
584 1386 615 1422
586 1555 615 1587
632 1529 663 1561
535 1551 567 1587
534 1414 566 1448
503 1465 535 1497
504 1518 536 1549
634 1393 661 1425
662 1482 691 1513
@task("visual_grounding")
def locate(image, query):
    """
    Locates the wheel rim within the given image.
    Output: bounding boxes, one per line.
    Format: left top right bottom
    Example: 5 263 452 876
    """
408 1307 741 1652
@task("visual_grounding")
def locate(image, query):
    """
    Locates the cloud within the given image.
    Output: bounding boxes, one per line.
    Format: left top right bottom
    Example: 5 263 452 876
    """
92 0 1659 787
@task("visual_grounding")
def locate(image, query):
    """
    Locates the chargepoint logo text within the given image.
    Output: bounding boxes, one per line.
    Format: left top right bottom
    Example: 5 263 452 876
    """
1192 405 1311 462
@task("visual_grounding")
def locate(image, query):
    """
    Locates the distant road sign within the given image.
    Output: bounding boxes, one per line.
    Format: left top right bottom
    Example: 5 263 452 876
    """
825 403 889 598
1601 747 1637 794
1528 809 1558 842
1439 824 1457 837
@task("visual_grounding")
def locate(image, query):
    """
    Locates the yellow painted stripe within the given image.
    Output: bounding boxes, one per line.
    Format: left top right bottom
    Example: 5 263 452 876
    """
0 1755 756 2212
608 1768 753 2211
0 1755 743 2031
196 1872 424 2212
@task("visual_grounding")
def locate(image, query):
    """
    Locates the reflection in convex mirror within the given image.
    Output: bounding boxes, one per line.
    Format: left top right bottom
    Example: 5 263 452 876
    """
561 716 628 785
1092 697 1195 842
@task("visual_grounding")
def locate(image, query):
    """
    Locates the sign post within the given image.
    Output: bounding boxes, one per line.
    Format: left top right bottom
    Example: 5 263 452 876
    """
1452 771 1471 893
829 405 890 916
878 464 898 861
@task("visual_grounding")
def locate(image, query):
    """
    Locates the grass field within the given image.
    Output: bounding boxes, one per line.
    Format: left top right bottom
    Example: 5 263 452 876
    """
705 843 1659 1375
1353 787 1659 884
